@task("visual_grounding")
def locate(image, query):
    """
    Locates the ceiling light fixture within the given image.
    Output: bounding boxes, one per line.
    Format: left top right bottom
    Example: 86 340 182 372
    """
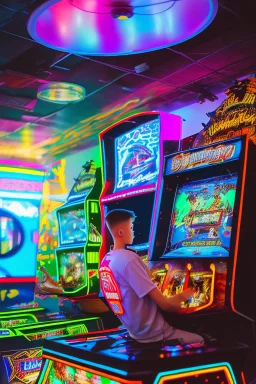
37 82 86 104
111 7 133 19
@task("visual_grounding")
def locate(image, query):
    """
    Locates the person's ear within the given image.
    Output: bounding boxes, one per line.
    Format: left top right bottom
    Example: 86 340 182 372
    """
118 229 123 236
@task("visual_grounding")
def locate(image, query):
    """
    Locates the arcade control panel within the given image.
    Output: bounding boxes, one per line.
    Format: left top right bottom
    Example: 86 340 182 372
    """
38 328 248 384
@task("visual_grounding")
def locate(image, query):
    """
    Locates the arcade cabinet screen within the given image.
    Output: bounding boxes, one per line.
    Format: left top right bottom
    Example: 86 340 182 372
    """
58 251 85 290
59 208 86 245
107 193 155 252
114 118 160 192
164 174 238 258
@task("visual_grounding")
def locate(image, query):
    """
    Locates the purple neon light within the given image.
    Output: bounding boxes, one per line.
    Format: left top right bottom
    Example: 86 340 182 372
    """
27 0 218 56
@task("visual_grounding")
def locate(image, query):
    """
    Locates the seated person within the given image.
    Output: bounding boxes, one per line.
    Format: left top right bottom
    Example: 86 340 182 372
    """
99 209 204 346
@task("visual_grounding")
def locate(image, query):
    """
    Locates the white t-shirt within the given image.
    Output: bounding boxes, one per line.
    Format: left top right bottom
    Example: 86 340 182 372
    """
99 249 174 343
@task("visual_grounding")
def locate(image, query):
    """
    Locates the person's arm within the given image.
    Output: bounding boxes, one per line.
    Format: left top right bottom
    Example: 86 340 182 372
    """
148 287 193 312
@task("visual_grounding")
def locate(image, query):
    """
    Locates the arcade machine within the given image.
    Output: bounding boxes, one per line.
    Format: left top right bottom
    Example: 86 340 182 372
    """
39 160 102 299
36 80 255 384
99 111 182 259
0 161 105 384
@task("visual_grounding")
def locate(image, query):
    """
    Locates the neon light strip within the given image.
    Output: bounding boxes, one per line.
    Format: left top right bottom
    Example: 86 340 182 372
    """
0 159 45 170
0 191 42 200
241 371 246 384
0 166 44 176
43 350 128 376
0 277 37 283
153 362 237 384
101 185 156 202
38 359 51 384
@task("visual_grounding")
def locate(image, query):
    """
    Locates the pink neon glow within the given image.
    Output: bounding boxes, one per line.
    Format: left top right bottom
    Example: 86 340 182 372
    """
0 159 45 170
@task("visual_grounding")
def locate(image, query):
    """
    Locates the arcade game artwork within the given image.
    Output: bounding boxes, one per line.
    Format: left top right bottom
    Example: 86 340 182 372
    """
165 174 238 258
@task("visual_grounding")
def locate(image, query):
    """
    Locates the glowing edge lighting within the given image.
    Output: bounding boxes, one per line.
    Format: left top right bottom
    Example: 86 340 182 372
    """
153 362 237 384
0 191 42 200
43 350 129 376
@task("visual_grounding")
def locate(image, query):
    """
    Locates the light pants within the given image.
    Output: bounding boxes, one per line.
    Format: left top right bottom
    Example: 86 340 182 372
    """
166 328 204 346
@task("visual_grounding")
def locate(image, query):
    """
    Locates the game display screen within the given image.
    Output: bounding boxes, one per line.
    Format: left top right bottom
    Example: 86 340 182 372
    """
59 207 86 245
107 193 155 252
164 174 238 258
114 118 160 192
58 252 85 290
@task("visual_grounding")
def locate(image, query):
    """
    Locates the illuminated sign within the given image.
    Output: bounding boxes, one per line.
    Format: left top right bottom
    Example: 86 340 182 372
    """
0 179 43 193
166 139 241 175
3 348 42 384
215 92 256 116
193 78 256 147
208 108 256 137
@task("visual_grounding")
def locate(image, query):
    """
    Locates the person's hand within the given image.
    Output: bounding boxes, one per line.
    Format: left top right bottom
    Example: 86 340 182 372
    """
181 287 194 301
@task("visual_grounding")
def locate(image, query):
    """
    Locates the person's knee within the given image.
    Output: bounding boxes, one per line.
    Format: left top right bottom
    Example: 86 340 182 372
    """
195 334 204 345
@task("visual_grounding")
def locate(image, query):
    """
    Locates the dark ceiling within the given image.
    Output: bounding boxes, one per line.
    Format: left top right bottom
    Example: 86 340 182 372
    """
0 0 256 163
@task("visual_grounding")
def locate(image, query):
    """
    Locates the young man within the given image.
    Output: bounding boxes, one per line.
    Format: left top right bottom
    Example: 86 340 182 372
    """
99 209 204 345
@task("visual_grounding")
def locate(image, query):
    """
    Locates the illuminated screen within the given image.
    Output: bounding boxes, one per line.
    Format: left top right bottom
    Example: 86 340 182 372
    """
59 208 86 245
114 118 160 192
164 174 238 258
43 360 120 384
58 251 85 290
106 193 155 252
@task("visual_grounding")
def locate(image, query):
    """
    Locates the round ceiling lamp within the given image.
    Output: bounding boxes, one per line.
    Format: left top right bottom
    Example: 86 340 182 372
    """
37 82 86 104
28 0 218 56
